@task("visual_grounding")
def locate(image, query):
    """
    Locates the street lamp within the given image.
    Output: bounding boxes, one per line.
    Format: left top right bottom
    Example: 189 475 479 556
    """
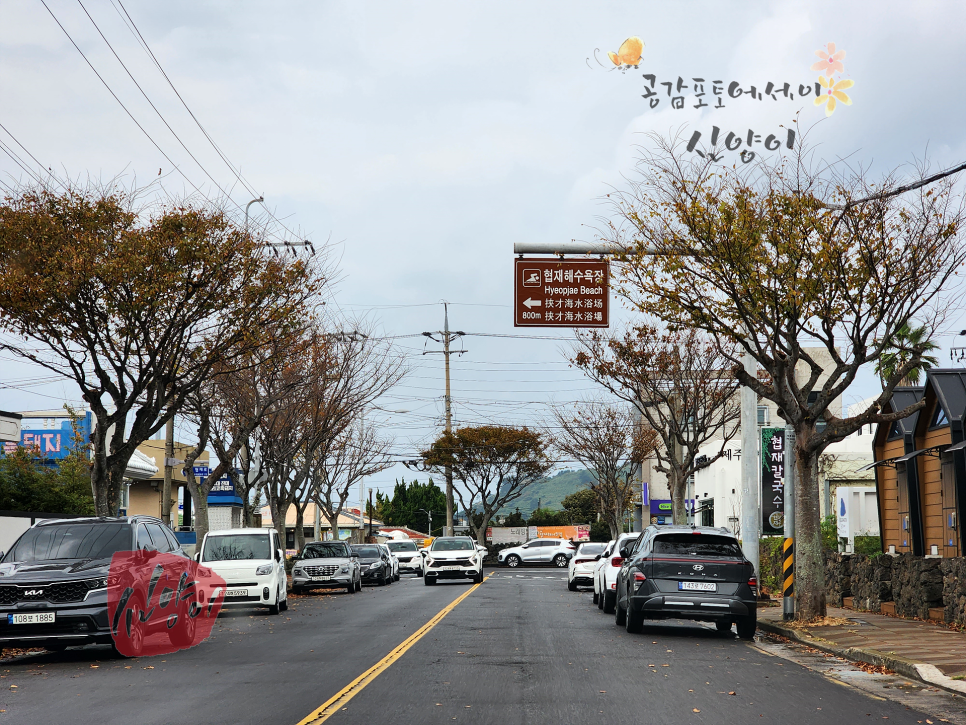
418 508 432 537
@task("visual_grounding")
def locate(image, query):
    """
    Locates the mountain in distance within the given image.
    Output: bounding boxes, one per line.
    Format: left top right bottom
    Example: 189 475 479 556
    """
498 468 596 517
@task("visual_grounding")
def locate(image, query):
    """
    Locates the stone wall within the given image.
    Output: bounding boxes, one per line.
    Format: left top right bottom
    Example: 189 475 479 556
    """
823 552 966 625
824 552 852 607
945 557 966 625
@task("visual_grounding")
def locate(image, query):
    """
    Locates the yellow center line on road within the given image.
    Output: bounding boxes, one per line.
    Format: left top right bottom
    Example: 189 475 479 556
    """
295 575 490 725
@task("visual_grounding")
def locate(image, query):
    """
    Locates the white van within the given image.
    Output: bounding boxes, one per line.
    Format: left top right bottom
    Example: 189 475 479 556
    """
197 528 288 615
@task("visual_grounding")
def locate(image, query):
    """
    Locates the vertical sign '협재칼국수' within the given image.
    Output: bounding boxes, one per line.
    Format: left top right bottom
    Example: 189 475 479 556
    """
761 427 785 534
514 258 609 328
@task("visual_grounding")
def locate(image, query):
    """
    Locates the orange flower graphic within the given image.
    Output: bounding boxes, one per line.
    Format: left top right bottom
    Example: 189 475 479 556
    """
814 75 854 116
811 42 846 77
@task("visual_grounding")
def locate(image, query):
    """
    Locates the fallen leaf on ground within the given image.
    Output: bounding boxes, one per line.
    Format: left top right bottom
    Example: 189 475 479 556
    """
693 708 701 713
728 691 736 696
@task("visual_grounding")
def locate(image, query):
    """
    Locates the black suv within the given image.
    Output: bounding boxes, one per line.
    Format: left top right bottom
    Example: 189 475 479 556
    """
613 524 758 639
0 516 189 652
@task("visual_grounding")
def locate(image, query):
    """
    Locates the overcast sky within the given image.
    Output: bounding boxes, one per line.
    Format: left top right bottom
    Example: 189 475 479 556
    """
3 0 966 503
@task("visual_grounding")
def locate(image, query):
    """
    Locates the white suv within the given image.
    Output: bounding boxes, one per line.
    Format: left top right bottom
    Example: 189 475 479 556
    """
423 536 483 585
497 539 576 568
593 533 639 614
386 540 423 576
197 528 288 615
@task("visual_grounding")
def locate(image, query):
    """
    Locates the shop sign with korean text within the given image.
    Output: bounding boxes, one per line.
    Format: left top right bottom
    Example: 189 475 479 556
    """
514 258 609 327
761 427 785 534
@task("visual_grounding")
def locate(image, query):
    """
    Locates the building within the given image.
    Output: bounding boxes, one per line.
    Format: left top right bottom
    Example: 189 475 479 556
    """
126 439 207 523
0 411 21 445
871 370 965 558
260 502 385 550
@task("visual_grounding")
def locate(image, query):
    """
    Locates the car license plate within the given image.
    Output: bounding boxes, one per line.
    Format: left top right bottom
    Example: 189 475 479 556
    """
225 589 249 597
678 581 716 592
442 566 460 570
8 612 55 625
311 575 332 581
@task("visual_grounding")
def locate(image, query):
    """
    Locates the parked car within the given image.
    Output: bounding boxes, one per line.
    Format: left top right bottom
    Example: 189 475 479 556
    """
197 528 288 614
612 524 758 638
568 542 607 591
291 541 361 595
350 544 393 586
423 536 483 585
386 540 423 577
377 543 400 581
497 539 576 568
594 533 639 613
0 516 190 652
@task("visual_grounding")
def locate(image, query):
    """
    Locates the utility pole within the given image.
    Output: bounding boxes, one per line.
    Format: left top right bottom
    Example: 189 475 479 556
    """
161 412 175 527
422 302 466 537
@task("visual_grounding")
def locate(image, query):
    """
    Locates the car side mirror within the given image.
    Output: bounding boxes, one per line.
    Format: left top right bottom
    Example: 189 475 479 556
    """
350 554 358 559
194 552 201 562
618 546 631 558
594 554 601 561
275 549 283 562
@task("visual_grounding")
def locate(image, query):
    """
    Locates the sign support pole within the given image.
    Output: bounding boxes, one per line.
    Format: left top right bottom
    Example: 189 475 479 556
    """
739 351 760 582
783 425 796 620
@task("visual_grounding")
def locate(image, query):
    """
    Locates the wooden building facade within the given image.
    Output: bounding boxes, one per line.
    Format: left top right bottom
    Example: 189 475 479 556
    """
871 371 965 558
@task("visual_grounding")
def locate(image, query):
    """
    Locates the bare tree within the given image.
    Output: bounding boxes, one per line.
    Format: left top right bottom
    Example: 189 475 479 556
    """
550 399 658 539
573 325 741 525
181 329 312 544
421 426 553 546
260 324 405 551
309 420 394 543
601 135 966 618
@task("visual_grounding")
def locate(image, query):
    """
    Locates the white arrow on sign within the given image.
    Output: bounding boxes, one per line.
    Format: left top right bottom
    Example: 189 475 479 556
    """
523 298 542 309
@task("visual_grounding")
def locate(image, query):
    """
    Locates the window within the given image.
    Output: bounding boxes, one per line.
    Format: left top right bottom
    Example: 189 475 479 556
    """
431 538 474 551
303 542 350 558
387 541 418 553
350 545 382 558
653 533 742 557
806 392 827 434
887 420 903 440
136 524 153 550
146 524 171 552
203 534 271 561
6 523 132 563
931 402 949 428
162 527 182 552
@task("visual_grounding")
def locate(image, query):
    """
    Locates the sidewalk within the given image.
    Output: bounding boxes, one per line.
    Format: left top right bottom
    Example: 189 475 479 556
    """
758 603 966 696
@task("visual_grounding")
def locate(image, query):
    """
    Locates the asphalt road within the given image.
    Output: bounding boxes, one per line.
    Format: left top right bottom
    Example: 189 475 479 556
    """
1 568 963 725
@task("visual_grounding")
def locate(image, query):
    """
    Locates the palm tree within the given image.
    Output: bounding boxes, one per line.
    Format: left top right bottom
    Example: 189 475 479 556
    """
874 323 940 387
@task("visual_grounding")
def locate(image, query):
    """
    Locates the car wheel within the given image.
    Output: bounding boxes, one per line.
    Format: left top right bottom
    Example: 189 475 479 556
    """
736 614 757 640
355 577 362 592
715 620 733 634
416 568 424 578
505 554 521 568
394 572 400 582
347 580 355 594
568 579 577 592
602 590 615 614
279 592 288 611
553 554 567 568
424 576 436 586
292 585 303 595
474 571 484 584
268 602 280 615
592 590 599 605
113 598 146 657
168 605 198 648
615 594 627 626
625 604 643 634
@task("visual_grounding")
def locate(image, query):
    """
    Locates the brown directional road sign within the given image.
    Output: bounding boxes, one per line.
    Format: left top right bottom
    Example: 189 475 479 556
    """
513 258 609 327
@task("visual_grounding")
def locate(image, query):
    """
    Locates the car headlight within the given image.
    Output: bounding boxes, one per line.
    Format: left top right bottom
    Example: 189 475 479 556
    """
255 564 274 576
293 568 304 576
370 562 383 569
340 566 349 573
88 577 109 590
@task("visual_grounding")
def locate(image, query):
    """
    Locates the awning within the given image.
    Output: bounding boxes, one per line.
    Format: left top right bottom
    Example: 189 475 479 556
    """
856 459 896 472
944 439 966 454
896 448 928 464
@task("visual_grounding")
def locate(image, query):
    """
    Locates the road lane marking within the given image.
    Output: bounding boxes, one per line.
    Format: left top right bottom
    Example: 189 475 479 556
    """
295 576 488 725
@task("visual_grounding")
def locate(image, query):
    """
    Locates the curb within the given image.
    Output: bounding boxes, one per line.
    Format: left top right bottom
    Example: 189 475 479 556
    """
757 619 966 697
